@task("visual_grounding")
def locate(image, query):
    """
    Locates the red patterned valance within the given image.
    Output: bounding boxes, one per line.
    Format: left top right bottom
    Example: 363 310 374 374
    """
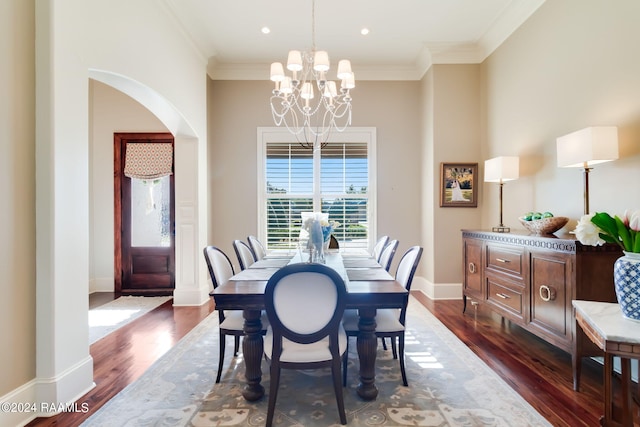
124 143 173 180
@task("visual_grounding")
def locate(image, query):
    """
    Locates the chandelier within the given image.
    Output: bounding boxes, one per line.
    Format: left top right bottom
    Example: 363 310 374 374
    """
269 0 355 149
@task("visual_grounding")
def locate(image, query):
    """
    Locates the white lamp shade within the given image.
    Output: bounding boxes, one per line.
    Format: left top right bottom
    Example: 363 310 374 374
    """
341 72 355 89
287 50 303 72
313 51 330 72
323 81 337 98
484 156 519 183
556 126 619 168
300 82 314 100
279 76 293 95
270 62 285 81
337 60 352 79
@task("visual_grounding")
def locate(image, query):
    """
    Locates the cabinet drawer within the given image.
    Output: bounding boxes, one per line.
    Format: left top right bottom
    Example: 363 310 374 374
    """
486 244 525 277
486 276 524 321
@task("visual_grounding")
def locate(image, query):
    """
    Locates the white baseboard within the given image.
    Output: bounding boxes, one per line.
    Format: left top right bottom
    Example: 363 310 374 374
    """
172 287 210 306
89 277 113 293
1 356 95 426
413 276 462 300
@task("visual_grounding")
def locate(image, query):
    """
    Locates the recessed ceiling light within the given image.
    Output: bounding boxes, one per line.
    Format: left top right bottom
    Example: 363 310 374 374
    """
261 27 271 34
360 28 370 36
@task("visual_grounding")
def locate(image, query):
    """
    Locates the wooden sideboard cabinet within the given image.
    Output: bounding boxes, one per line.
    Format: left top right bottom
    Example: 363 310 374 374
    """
462 230 621 390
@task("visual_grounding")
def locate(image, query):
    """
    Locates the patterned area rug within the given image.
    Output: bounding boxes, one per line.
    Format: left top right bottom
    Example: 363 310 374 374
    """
82 297 551 426
89 296 172 344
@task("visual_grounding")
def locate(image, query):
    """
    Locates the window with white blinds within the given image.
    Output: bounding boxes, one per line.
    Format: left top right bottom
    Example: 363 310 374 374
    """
258 128 376 253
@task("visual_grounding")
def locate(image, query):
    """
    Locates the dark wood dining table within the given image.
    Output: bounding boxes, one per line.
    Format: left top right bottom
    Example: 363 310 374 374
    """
210 252 408 402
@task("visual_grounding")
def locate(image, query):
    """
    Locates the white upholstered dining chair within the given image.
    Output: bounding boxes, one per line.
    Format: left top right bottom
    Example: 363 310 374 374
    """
247 235 266 261
378 239 399 271
342 245 423 386
372 235 389 262
233 239 256 270
203 245 268 383
263 263 348 426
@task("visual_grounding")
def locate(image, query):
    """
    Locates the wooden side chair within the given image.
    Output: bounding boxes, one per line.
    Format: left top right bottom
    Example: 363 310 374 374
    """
342 245 423 386
263 263 348 426
204 245 267 383
233 239 256 270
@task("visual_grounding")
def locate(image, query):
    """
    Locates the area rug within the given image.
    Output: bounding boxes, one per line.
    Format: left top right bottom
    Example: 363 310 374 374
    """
89 296 172 344
82 297 551 426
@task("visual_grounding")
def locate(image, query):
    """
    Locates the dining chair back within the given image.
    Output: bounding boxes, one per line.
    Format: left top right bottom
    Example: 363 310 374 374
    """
263 263 348 426
372 235 389 262
233 239 256 270
343 245 423 387
378 239 399 271
247 235 266 261
204 245 267 383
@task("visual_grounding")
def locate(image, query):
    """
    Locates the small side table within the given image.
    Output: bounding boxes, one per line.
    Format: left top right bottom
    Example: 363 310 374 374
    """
573 300 640 427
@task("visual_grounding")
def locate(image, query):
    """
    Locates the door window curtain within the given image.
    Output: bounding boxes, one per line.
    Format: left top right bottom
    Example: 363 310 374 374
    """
124 143 173 180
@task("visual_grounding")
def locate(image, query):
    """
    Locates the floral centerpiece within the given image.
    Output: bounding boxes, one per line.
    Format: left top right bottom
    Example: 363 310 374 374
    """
575 210 640 253
575 210 640 320
321 219 340 249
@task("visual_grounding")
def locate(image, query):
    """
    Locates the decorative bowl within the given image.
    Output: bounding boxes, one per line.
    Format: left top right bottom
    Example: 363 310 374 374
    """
518 216 569 235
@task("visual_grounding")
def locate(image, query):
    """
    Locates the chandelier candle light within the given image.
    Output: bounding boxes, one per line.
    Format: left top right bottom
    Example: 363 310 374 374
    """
269 0 354 149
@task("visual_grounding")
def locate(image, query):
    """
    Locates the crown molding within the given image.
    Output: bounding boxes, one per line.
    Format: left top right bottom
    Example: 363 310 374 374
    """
203 0 547 81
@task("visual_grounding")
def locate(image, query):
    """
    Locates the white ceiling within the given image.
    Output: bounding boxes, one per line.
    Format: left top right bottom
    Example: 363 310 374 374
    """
163 0 545 81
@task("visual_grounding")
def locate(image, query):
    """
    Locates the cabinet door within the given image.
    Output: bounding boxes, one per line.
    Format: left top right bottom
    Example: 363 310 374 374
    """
463 238 484 300
529 251 572 347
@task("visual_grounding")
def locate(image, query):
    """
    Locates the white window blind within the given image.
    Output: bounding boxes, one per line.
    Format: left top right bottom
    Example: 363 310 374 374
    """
260 129 375 253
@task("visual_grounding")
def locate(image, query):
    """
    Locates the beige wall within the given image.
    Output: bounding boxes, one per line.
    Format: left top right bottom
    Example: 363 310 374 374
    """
0 0 36 395
431 64 482 288
481 0 640 228
208 80 423 273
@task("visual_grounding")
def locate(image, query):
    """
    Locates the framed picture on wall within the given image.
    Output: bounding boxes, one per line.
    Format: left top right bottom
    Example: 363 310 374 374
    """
440 162 478 207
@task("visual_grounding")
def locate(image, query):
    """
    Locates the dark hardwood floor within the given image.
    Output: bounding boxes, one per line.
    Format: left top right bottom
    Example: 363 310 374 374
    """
28 291 617 426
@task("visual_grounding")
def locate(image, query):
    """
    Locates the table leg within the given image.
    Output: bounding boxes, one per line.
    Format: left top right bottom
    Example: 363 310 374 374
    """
603 352 613 425
356 307 378 400
241 309 264 401
620 358 632 427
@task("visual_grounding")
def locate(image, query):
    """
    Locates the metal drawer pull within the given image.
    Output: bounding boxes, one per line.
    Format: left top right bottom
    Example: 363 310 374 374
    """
495 293 511 299
468 262 476 274
539 285 556 302
495 258 510 263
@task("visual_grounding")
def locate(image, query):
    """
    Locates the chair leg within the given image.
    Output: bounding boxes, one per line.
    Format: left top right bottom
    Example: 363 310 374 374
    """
390 335 398 359
399 332 408 386
381 337 387 350
266 363 281 427
233 335 240 356
216 332 226 383
332 358 347 425
342 339 349 387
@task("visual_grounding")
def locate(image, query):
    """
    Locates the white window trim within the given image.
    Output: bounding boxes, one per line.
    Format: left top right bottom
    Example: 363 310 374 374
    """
257 127 377 253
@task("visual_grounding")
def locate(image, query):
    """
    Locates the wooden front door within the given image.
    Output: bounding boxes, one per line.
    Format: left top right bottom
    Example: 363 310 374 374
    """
114 133 175 296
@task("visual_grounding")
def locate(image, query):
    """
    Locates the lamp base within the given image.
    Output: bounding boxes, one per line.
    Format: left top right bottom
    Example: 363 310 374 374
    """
492 226 510 233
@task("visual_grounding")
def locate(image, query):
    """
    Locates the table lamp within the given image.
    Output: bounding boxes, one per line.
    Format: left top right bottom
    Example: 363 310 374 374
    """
556 126 618 215
484 156 519 232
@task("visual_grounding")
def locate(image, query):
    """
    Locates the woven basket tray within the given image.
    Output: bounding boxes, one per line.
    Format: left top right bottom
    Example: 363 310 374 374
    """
518 216 569 235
